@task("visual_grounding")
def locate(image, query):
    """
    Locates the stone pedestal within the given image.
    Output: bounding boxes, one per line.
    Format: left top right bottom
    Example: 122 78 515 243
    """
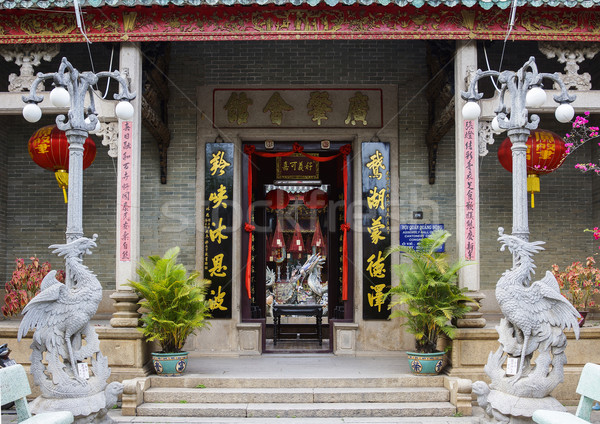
447 325 600 405
333 321 359 355
237 322 263 355
0 322 152 399
457 291 486 328
110 290 141 328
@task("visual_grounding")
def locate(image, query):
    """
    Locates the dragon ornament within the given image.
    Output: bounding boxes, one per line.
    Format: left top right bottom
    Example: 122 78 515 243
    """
474 228 580 423
17 235 121 423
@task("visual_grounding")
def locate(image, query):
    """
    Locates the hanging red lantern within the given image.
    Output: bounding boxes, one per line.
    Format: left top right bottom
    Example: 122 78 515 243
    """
304 188 328 209
28 125 97 203
265 189 290 210
497 129 567 208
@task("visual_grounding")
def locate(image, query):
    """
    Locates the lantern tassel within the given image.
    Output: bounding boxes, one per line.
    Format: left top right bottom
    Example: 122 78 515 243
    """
527 174 540 209
55 170 69 204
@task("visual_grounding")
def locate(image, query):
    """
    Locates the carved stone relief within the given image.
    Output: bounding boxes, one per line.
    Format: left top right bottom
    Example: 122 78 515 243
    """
0 44 60 92
538 42 600 91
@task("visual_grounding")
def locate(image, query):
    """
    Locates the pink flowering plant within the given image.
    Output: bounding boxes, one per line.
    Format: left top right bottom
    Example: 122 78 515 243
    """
563 111 600 175
560 112 600 250
2 257 65 317
551 257 600 311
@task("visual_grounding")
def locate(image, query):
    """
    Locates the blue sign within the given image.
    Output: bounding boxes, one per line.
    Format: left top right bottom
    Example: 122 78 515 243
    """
399 224 444 252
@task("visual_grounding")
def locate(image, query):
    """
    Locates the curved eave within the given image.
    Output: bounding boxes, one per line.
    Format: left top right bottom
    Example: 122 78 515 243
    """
0 0 598 10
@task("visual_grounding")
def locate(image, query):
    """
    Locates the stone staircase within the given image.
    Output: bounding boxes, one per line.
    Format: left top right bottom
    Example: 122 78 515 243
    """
123 375 470 419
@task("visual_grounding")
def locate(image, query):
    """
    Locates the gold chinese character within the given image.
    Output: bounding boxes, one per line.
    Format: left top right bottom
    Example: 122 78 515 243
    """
366 150 385 180
209 150 231 176
224 92 253 125
34 140 50 154
208 254 227 277
307 91 332 126
368 216 385 244
367 187 386 210
366 251 386 279
345 91 369 126
263 92 294 126
208 285 228 311
368 283 386 312
209 184 228 209
209 218 229 244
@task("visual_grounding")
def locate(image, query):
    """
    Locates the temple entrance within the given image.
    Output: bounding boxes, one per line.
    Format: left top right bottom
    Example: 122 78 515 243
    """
241 141 353 353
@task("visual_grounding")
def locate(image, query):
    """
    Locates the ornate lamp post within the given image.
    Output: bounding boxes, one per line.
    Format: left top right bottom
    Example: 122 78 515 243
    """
460 57 582 422
461 56 575 242
15 57 136 419
23 57 135 246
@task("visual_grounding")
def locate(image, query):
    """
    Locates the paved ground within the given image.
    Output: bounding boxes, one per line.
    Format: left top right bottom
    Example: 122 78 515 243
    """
3 354 600 423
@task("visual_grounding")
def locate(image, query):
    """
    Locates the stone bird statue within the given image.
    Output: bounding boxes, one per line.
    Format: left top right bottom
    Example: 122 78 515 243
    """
18 235 103 386
495 227 580 380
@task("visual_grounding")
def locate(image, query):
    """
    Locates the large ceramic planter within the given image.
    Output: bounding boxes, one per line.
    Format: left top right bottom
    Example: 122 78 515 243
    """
406 351 445 375
152 352 188 376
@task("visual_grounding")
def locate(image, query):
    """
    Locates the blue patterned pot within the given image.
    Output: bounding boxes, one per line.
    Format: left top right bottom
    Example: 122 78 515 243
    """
406 351 445 375
152 352 188 376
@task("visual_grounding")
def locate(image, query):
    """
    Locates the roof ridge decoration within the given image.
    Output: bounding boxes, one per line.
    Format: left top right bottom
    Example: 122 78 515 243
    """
0 4 599 43
0 0 598 9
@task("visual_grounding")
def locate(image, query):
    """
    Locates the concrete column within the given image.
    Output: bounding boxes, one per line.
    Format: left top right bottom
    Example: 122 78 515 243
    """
454 40 480 292
508 129 530 242
111 42 142 328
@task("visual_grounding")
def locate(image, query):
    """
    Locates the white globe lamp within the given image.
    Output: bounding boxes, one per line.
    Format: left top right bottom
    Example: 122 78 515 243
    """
85 116 102 133
23 103 42 123
49 86 71 108
555 103 575 123
462 101 481 121
525 86 546 108
115 101 134 120
491 116 505 133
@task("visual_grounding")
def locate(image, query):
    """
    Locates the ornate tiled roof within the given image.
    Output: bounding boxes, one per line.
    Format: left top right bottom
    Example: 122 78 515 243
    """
0 0 597 9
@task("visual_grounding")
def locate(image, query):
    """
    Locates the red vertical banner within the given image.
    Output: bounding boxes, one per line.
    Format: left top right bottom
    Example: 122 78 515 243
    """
463 120 477 261
119 121 133 262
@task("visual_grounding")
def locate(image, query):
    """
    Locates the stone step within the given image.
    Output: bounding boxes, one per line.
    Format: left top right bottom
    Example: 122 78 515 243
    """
148 375 446 389
144 386 450 404
136 401 457 418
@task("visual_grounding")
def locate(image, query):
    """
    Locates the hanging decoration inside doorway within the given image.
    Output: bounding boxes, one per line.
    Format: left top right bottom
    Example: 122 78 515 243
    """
28 124 96 203
311 220 326 257
265 188 290 210
204 143 234 319
304 188 328 209
497 129 568 208
362 141 391 320
243 142 351 300
270 220 286 263
288 223 306 258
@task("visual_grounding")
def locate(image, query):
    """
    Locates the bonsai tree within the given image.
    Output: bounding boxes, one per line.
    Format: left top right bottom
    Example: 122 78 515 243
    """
385 230 475 353
127 247 211 353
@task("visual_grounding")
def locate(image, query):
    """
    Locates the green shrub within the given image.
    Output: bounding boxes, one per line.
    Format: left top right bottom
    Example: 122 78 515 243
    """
127 247 211 353
385 230 475 353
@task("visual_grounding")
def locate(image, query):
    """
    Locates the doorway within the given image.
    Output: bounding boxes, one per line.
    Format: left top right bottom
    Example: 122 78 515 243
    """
241 141 354 353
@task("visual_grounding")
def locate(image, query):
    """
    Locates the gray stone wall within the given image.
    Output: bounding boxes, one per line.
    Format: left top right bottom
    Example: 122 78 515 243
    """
476 41 596 289
156 40 458 271
0 116 7 281
0 39 596 295
0 44 118 288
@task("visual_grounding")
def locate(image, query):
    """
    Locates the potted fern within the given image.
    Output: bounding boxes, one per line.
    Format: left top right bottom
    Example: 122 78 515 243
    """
385 230 475 374
127 247 211 376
